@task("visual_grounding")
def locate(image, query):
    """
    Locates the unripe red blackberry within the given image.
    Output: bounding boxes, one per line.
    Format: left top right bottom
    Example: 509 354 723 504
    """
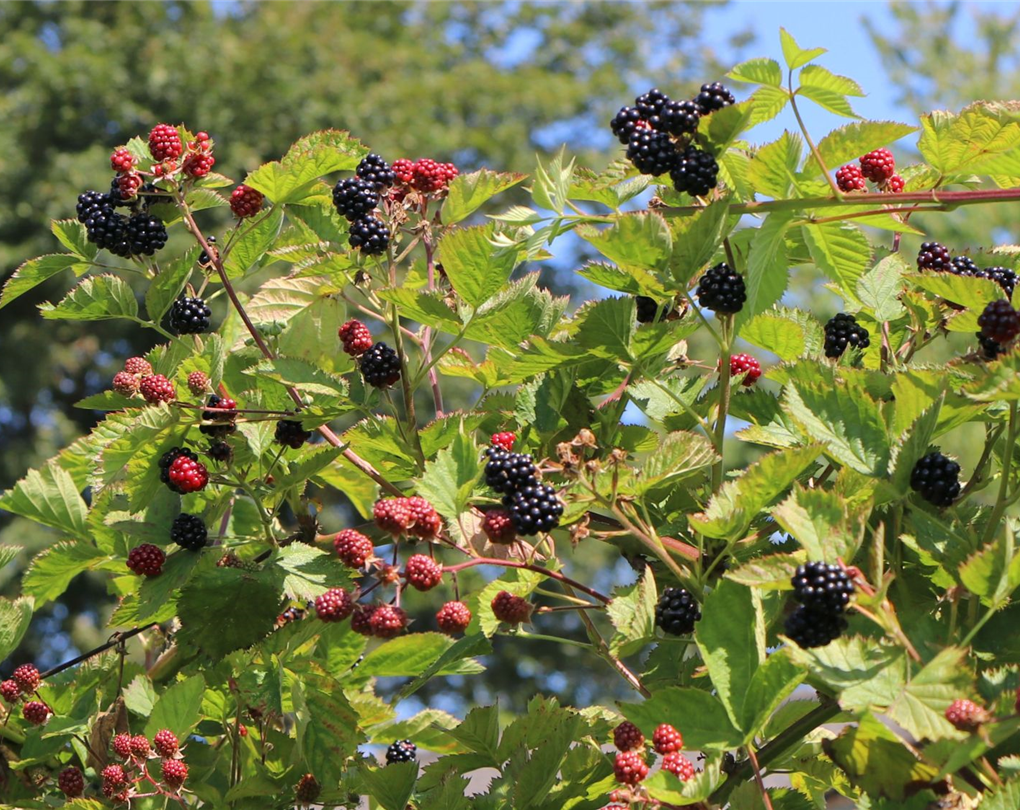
23 700 51 725
356 153 397 190
140 374 176 404
670 145 719 197
945 699 989 731
613 750 649 785
102 763 127 787
170 513 208 551
917 242 952 273
351 604 377 636
791 561 854 616
13 663 41 692
405 554 443 591
153 728 179 757
116 171 143 200
662 751 696 781
112 733 132 759
348 215 390 255
374 497 414 534
978 300 1020 344
696 263 746 314
315 588 354 622
385 739 417 764
186 371 210 396
230 184 264 218
910 451 961 507
0 679 21 703
369 604 408 639
406 496 442 539
182 150 216 178
124 356 153 376
127 543 165 577
823 313 871 358
693 81 736 115
655 587 701 636
784 605 847 648
333 177 380 221
275 418 311 449
161 758 188 789
200 394 237 439
653 723 683 754
886 174 905 193
112 370 140 397
339 319 373 356
835 164 866 192
409 158 458 193
169 296 212 335
295 773 321 805
491 590 532 625
613 721 644 752
859 148 896 183
626 129 678 177
148 124 183 161
334 529 375 568
729 353 761 386
490 431 516 452
359 342 401 387
111 148 135 172
58 765 85 797
482 508 516 544
167 455 209 494
436 601 472 635
392 158 415 184
130 734 151 758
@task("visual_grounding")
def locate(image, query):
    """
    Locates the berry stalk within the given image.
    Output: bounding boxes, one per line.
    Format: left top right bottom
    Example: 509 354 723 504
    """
442 558 611 605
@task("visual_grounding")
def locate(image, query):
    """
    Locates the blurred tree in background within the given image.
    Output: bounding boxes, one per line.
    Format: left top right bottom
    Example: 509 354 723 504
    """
0 0 743 710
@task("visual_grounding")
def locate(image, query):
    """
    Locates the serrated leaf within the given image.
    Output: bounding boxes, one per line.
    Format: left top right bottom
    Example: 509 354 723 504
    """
22 542 110 605
726 553 804 589
438 223 520 308
251 356 349 398
907 271 1005 316
619 687 743 751
222 206 285 278
0 461 89 539
51 219 98 260
802 222 872 301
960 530 1018 609
742 214 792 324
635 431 718 493
772 486 868 563
885 647 973 742
918 102 1020 175
417 430 482 521
887 394 944 497
576 261 662 297
786 636 907 710
813 121 917 175
728 57 783 87
856 254 907 321
0 596 35 662
442 704 501 762
39 274 139 321
376 287 462 333
608 569 657 657
740 308 822 361
145 247 199 322
292 674 364 785
748 131 802 199
668 198 731 284
578 211 673 274
574 296 636 359
748 85 791 127
797 65 862 118
359 633 485 678
359 762 417 810
264 545 351 601
144 674 205 739
177 570 280 658
741 649 806 739
442 169 527 225
780 28 826 70
245 129 366 203
0 253 86 310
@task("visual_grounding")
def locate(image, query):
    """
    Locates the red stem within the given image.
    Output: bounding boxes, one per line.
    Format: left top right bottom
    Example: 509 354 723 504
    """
443 557 611 604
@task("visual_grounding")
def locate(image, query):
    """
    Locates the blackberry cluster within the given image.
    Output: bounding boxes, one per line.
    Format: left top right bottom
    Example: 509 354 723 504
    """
917 241 952 272
978 300 1020 344
977 332 1005 361
785 562 853 648
159 447 198 487
823 313 871 359
385 739 417 765
275 419 312 449
332 177 379 221
360 342 401 387
356 153 396 190
910 451 961 507
971 266 1018 297
951 255 978 276
125 213 168 255
696 262 746 314
76 190 168 258
484 447 537 494
348 215 390 256
170 513 207 551
611 83 732 195
483 446 562 535
655 587 701 635
635 295 670 324
169 296 212 334
783 607 847 649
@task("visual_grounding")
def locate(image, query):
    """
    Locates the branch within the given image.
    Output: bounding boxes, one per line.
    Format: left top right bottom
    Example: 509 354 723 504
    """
41 624 158 680
443 557 611 605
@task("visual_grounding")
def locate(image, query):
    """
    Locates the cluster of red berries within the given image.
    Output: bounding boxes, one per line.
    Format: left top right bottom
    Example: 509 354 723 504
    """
112 355 156 399
835 148 903 193
728 353 762 386
610 720 694 796
373 496 442 539
945 698 991 732
230 184 264 219
391 157 459 196
1 664 53 727
181 131 215 178
60 728 187 801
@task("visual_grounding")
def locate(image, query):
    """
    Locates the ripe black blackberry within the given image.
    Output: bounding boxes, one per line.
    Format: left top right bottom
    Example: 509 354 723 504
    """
76 190 110 223
635 296 671 324
696 262 746 314
360 342 401 387
348 215 390 255
611 106 645 144
171 513 208 551
823 313 871 358
169 296 212 334
917 242 952 273
158 447 198 487
198 235 217 268
977 332 1005 360
275 419 312 449
693 82 736 115
655 587 701 636
333 177 380 221
910 451 961 507
950 255 978 276
972 266 1018 297
385 739 417 765
207 441 233 463
791 562 854 615
79 196 130 255
670 145 719 197
626 129 677 176
125 213 168 256
978 300 1020 344
356 153 397 190
634 88 671 119
505 481 563 535
484 446 537 495
655 99 701 136
784 605 847 648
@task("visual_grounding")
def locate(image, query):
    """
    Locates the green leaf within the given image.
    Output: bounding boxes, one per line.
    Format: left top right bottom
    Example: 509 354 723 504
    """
292 675 364 785
359 633 485 678
222 206 285 278
787 636 907 711
92 405 182 510
0 461 89 539
0 253 86 311
960 530 1019 609
442 169 526 225
177 570 280 658
634 431 718 493
442 704 501 762
740 308 822 361
748 85 791 127
576 261 662 297
725 552 804 590
779 28 826 70
577 212 672 272
438 223 519 308
668 199 732 285
856 254 907 321
22 542 110 605
747 132 802 199
145 247 199 322
619 687 743 751
264 545 351 601
887 394 944 498
607 569 657 657
376 287 462 333
417 429 482 521
918 103 1020 175
123 675 157 717
802 222 872 301
907 272 1005 333
728 57 783 87
251 357 349 399
397 633 491 701
885 647 974 742
741 649 806 740
359 762 417 810
144 674 206 739
814 121 917 174
695 579 761 730
51 219 98 261
797 66 863 118
245 129 365 203
742 214 792 323
772 486 868 563
574 296 636 359
0 596 34 662
783 382 889 475
39 274 138 321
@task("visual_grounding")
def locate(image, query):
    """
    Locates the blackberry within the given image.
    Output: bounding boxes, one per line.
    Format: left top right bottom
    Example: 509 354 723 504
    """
112 371 140 397
823 313 871 358
314 587 354 622
484 447 537 494
490 431 516 451
76 190 111 223
910 451 961 507
83 202 130 254
635 88 671 119
332 177 380 221
112 733 132 759
125 212 168 256
693 82 736 115
610 106 646 144
348 215 390 255
696 262 746 314
385 739 417 765
784 605 847 648
129 735 150 758
614 750 649 785
295 773 321 805
169 296 212 335
917 241 952 272
670 145 719 196
369 604 407 638
613 721 645 752
333 529 375 568
730 353 762 386
886 174 905 193
360 342 401 387
482 507 516 544
406 496 442 539
59 766 85 798
859 148 896 184
950 255 978 276
170 513 208 551
22 700 51 726
148 123 183 161
626 129 678 176
198 235 217 268
153 728 179 757
158 446 198 486
491 590 532 624
505 481 563 535
791 562 854 615
405 554 443 591
199 394 237 438
436 601 472 635
275 419 311 449
207 441 233 463
654 99 701 136
110 173 141 205
161 758 188 789
977 332 1005 361
12 663 41 692
653 723 683 755
338 319 373 356
835 164 867 192
0 680 20 703
978 300 1020 344
140 374 176 404
945 699 990 732
655 587 701 636
126 543 165 577
635 295 671 324
972 266 1018 297
356 153 397 190
662 752 696 781
230 184 263 218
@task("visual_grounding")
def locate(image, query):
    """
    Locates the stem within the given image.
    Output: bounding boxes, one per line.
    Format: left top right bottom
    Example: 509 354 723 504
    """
746 744 776 810
421 213 445 417
443 558 611 604
515 631 592 651
648 377 714 442
711 316 733 492
960 424 1005 499
789 75 841 197
41 624 158 680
